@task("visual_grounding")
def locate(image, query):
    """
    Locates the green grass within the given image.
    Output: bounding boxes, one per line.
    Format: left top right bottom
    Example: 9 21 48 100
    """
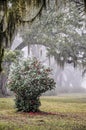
0 94 86 130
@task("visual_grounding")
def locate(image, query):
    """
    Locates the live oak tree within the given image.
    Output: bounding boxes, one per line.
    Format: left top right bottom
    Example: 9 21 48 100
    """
20 2 86 73
0 0 86 72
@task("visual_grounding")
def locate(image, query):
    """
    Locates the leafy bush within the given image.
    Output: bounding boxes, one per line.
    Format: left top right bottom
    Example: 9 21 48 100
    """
7 58 56 112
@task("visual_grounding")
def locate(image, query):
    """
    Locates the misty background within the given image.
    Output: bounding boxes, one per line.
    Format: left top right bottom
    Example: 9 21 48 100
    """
11 1 86 95
11 34 86 95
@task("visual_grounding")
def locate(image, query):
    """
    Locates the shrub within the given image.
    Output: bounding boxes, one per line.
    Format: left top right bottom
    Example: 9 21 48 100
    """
7 58 56 112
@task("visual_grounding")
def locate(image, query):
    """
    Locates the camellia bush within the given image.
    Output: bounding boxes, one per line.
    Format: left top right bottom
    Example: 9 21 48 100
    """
7 58 56 112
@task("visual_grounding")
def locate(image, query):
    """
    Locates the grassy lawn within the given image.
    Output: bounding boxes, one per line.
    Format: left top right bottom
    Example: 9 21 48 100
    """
0 94 86 130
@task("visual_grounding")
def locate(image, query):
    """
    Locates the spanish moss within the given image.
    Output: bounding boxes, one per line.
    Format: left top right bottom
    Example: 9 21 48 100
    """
0 0 86 72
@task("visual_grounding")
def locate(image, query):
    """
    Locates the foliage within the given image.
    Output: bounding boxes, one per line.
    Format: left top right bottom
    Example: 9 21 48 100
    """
20 2 86 73
2 49 23 75
7 58 56 112
0 0 86 72
3 49 23 63
0 49 23 96
46 3 86 70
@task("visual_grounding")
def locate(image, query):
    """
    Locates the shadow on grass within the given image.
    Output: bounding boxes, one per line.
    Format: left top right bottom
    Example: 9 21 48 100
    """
20 111 80 118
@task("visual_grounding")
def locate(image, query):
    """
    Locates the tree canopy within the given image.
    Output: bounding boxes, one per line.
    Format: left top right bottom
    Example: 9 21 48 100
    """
18 2 86 73
0 0 86 72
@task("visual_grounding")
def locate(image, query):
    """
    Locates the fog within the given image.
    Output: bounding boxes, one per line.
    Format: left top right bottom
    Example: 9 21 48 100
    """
12 38 86 95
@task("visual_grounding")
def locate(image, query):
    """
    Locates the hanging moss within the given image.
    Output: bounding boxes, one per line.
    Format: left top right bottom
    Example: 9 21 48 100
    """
0 0 86 72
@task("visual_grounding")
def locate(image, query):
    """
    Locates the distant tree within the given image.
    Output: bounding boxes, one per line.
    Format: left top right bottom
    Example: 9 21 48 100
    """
7 58 56 112
0 49 23 96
